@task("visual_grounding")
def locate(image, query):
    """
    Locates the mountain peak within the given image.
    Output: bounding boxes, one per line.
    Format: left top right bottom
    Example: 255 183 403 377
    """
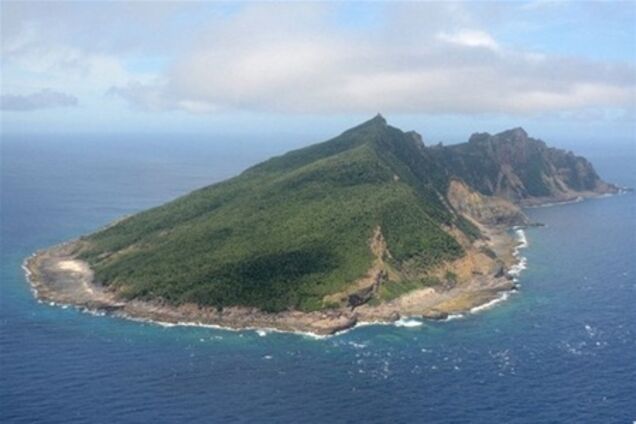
360 113 387 127
371 113 386 124
468 132 491 144
469 127 528 144
496 127 528 141
342 114 388 136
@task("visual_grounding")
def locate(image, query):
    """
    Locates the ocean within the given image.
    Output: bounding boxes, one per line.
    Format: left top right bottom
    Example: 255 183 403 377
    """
1 134 635 423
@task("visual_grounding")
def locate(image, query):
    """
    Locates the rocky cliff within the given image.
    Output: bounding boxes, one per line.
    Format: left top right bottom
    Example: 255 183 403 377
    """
432 127 618 206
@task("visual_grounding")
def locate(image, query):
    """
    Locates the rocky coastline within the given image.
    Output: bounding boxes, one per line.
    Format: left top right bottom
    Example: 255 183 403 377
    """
24 222 524 336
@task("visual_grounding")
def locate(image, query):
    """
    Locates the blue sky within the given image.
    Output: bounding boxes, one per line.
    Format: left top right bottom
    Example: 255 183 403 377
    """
1 1 635 143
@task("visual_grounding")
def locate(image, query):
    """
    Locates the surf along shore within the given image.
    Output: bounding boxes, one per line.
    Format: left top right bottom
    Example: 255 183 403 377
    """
24 220 527 337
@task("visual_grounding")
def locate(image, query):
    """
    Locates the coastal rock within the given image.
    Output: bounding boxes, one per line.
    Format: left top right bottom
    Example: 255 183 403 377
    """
494 265 506 278
309 313 358 335
422 310 448 320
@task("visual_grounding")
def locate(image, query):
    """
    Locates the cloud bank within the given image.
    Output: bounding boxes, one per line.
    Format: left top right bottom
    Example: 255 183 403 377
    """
1 89 78 111
109 3 636 116
2 2 635 120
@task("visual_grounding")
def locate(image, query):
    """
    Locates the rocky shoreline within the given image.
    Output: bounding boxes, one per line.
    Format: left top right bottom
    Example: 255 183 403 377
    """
24 224 524 336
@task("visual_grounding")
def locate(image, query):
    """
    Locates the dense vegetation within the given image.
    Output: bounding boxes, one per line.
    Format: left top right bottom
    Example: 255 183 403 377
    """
77 116 609 312
78 116 465 312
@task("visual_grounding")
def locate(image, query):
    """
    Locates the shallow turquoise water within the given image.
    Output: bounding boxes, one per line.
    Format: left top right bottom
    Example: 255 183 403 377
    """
1 135 635 423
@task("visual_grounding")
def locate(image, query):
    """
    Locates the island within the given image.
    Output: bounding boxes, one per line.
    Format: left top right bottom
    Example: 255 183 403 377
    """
24 115 620 335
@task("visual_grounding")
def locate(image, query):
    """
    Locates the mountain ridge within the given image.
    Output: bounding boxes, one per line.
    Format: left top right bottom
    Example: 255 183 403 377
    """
434 126 617 204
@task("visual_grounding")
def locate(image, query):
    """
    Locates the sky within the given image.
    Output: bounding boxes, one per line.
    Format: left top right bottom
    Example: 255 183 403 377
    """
1 1 635 144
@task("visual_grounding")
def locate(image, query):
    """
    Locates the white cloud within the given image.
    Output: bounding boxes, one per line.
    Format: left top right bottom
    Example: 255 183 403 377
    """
107 82 170 112
1 2 162 102
108 3 634 116
2 2 635 119
437 29 500 50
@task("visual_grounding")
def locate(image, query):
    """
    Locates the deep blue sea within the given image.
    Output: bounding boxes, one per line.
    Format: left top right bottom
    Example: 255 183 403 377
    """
1 134 635 423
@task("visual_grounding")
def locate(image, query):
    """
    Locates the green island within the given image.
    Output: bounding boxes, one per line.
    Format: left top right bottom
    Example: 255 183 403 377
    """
25 115 618 334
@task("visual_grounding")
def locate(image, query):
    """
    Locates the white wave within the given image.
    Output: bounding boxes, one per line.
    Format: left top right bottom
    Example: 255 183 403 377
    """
443 313 464 321
77 307 106 317
168 319 334 340
111 311 334 339
21 261 33 279
515 229 528 249
356 320 395 328
348 341 367 349
300 333 332 340
507 228 529 282
358 317 425 329
470 292 510 314
394 318 423 328
508 257 527 278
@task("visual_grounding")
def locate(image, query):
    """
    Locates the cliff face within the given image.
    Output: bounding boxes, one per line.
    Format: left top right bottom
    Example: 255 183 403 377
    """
432 127 618 205
446 180 529 227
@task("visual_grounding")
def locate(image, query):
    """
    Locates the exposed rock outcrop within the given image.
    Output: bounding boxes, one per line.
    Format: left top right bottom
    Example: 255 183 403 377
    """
433 127 619 206
447 179 529 227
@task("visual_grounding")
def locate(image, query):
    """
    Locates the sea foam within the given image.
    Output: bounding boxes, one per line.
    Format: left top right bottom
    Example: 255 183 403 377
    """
470 292 510 314
508 228 529 281
394 318 423 328
443 313 465 321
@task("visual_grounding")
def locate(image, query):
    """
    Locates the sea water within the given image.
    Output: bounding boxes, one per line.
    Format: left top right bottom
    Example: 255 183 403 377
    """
1 134 635 423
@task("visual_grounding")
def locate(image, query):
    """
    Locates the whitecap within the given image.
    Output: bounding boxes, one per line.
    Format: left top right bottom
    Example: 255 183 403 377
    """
348 341 367 349
584 324 598 338
394 318 423 328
